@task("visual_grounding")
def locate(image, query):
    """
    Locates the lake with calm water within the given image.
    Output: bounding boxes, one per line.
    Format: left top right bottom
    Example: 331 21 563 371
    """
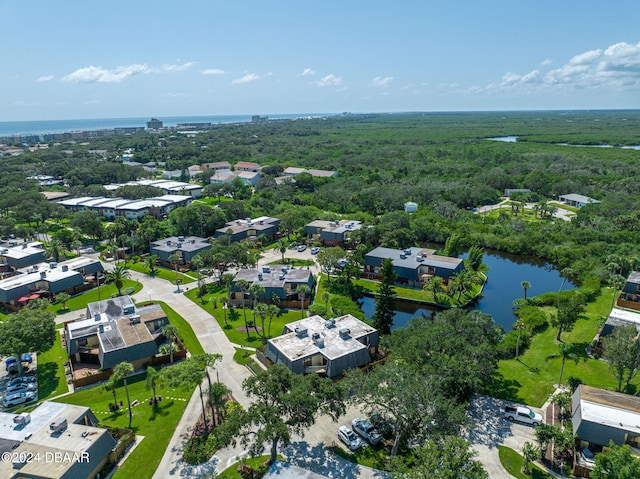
360 250 576 332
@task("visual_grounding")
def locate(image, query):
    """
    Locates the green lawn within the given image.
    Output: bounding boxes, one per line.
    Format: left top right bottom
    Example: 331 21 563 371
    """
48 279 143 315
498 446 553 479
488 288 634 407
139 301 205 356
35 328 69 401
218 455 284 479
184 287 302 348
126 260 196 284
55 371 193 479
331 443 391 471
353 277 483 307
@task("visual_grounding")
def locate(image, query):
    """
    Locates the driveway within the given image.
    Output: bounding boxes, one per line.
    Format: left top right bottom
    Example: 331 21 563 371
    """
467 394 542 478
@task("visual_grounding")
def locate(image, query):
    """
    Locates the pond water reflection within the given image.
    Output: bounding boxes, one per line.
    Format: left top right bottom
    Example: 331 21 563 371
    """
360 251 576 332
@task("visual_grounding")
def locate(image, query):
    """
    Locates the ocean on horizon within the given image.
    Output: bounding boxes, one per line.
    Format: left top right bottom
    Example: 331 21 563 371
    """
0 113 333 137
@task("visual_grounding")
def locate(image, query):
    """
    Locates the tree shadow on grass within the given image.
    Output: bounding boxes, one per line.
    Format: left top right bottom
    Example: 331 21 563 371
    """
485 372 522 403
148 399 174 421
36 362 62 398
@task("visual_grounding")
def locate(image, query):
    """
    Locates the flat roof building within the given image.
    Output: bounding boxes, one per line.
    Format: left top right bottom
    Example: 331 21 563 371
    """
264 314 379 379
232 265 313 307
0 401 116 479
65 296 168 371
150 236 211 266
558 194 601 208
304 220 362 246
364 246 464 287
215 216 280 243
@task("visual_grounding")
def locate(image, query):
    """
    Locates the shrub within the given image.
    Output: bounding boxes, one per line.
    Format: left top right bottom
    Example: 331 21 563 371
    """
516 305 548 332
497 328 531 359
308 303 327 316
579 274 601 301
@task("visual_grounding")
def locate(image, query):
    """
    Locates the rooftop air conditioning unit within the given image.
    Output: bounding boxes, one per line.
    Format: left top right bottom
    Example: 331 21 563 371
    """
258 273 263 281
399 254 406 259
404 249 412 255
295 326 308 338
312 332 325 347
0 248 8 254
94 312 101 322
50 417 67 434
417 257 424 262
61 265 69 272
178 236 185 242
40 271 47 279
278 274 285 280
262 266 271 273
49 262 57 269
129 314 141 324
123 304 135 315
13 413 31 426
339 328 351 339
325 318 336 328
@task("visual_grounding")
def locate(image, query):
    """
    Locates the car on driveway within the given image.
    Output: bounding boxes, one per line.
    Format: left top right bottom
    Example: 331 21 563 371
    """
352 418 382 445
310 247 321 255
504 405 542 426
3 391 36 408
337 425 364 451
6 382 37 394
297 245 307 252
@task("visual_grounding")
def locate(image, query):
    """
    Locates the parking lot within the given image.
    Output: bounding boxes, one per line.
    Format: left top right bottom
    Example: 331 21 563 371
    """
0 353 38 410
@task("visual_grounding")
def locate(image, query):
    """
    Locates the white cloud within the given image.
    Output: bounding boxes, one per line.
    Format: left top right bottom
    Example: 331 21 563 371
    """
63 64 151 83
201 68 226 75
163 61 195 72
315 74 342 87
369 76 393 87
540 59 553 66
37 75 54 82
494 41 640 94
231 72 271 84
300 68 315 76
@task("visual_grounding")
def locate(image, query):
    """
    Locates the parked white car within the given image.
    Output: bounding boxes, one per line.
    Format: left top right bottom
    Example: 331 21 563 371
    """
504 405 542 426
338 425 364 451
352 418 382 445
3 391 36 408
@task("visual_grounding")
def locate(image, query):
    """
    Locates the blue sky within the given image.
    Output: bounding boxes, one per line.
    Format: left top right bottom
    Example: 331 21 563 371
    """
2 0 640 121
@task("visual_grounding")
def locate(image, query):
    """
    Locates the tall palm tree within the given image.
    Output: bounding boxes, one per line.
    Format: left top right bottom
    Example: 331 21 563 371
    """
249 283 265 324
210 381 230 427
106 264 130 296
277 238 288 264
162 324 179 364
222 273 235 303
609 274 626 310
113 362 134 427
546 343 579 386
145 366 162 405
521 280 531 300
46 238 65 263
191 255 204 292
221 297 229 326
298 284 310 318
557 267 574 309
322 292 331 315
254 303 269 344
236 279 250 339
145 254 159 277
514 319 525 360
266 304 280 338
169 253 182 292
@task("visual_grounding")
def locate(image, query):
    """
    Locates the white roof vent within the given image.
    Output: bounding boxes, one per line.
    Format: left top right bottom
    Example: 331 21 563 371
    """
295 326 308 338
312 332 325 347
325 318 336 328
339 328 351 339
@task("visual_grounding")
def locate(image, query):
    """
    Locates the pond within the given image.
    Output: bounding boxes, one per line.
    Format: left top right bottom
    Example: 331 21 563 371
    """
360 251 577 332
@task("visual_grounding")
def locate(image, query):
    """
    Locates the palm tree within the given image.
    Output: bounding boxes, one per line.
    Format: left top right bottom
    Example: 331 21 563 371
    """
102 373 120 410
521 280 531 300
514 319 525 360
298 284 310 318
191 255 204 292
46 238 65 263
221 297 229 326
113 362 134 427
236 279 250 339
609 274 626 310
222 273 235 303
266 303 280 338
145 254 159 277
546 343 579 386
424 275 444 302
162 324 179 364
210 381 229 427
277 238 288 264
557 267 574 309
322 291 331 315
106 264 130 296
169 253 182 292
254 303 269 344
145 366 162 405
